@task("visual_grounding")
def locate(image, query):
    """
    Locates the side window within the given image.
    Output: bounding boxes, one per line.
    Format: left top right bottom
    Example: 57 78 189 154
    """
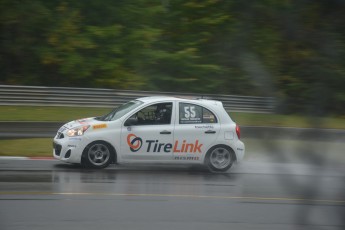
202 108 217 123
179 103 217 124
125 102 172 126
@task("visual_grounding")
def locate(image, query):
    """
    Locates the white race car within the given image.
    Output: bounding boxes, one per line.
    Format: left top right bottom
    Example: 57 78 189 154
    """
53 96 245 172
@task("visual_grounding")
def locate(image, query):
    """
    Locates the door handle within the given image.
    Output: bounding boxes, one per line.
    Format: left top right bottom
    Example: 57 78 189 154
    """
160 130 171 134
205 130 216 134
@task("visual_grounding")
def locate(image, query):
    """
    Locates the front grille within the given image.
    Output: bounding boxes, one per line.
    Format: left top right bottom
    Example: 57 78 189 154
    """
65 150 71 159
53 142 62 156
56 132 64 139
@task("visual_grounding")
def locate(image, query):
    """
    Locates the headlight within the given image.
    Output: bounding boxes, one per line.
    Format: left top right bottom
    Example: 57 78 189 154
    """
67 125 90 137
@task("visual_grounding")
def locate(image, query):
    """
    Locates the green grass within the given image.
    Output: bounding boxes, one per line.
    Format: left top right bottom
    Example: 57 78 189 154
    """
0 106 343 158
0 106 110 122
0 106 344 129
0 138 52 157
230 112 345 129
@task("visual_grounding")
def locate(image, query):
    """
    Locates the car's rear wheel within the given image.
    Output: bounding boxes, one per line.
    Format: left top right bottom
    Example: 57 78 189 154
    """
82 141 114 169
206 145 235 172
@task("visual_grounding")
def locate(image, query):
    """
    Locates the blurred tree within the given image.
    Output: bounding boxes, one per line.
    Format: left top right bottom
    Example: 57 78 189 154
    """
39 2 94 86
0 0 51 85
0 0 344 114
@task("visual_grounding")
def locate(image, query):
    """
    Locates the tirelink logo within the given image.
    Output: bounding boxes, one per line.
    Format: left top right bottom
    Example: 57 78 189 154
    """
126 133 202 153
127 134 143 152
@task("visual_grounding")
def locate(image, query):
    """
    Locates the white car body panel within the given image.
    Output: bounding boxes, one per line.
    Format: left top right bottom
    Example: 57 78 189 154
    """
53 96 245 169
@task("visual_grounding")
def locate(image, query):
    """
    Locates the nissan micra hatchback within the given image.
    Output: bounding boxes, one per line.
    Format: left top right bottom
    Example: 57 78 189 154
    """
53 96 245 172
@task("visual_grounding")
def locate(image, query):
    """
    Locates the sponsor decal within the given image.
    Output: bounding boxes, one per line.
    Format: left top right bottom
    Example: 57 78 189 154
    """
237 148 244 151
126 134 203 153
76 118 89 125
69 137 82 141
68 144 77 148
171 140 202 153
127 134 143 152
195 125 214 129
93 124 107 129
174 156 199 161
203 114 215 123
77 118 87 124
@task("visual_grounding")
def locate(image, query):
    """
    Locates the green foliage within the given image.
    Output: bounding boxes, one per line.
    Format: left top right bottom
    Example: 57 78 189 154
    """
1 0 345 114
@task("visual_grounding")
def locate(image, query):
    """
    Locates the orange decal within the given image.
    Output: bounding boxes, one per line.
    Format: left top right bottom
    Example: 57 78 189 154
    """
127 134 141 149
93 124 107 129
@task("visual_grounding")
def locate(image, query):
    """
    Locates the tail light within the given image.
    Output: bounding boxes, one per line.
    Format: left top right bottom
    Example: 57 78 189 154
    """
235 124 240 139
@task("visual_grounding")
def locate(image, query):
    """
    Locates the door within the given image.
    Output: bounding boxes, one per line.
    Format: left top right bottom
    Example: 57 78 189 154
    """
120 102 174 162
172 102 220 162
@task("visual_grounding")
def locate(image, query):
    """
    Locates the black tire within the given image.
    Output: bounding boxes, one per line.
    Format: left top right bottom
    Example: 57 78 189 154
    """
81 141 114 169
205 145 235 172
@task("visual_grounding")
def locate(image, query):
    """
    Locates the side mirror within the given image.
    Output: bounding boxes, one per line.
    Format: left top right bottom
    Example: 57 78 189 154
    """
125 117 138 126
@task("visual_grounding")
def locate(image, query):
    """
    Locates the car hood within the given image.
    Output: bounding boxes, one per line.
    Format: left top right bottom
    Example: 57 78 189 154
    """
64 117 96 129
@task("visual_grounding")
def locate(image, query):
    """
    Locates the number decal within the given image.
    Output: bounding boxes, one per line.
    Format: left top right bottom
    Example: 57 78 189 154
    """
184 107 190 118
190 106 196 118
184 106 195 118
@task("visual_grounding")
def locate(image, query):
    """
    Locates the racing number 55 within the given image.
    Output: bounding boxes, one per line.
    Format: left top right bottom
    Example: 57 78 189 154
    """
184 106 196 118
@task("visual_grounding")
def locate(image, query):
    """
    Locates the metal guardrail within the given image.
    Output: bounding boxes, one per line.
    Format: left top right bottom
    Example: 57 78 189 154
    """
0 85 275 113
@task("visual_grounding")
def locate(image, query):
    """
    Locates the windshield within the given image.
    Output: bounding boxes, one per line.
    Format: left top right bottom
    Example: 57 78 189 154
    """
95 100 143 121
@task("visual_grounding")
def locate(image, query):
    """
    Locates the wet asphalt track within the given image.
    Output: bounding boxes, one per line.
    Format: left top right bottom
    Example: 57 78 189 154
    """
0 159 344 230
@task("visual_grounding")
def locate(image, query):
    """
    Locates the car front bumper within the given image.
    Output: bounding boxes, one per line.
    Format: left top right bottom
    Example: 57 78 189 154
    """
53 134 88 164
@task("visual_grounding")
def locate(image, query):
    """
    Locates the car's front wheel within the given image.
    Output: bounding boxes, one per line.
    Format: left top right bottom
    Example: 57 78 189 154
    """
205 145 235 172
82 141 114 169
